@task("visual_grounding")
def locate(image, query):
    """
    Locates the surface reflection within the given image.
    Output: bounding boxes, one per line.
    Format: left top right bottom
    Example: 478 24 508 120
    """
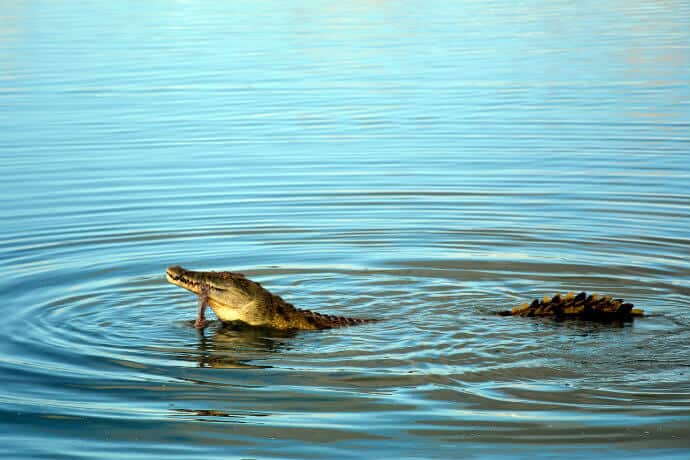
171 407 271 423
193 321 296 369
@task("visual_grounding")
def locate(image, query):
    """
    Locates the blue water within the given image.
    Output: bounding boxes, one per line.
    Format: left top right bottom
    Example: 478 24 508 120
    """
1 1 690 458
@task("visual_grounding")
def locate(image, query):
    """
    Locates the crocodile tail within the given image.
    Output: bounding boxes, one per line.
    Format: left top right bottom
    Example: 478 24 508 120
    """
298 309 377 329
506 291 644 318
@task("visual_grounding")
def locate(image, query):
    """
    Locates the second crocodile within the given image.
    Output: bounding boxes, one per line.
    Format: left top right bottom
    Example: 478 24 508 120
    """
497 291 644 320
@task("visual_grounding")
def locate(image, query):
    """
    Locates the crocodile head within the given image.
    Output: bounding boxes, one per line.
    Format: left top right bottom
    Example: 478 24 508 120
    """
166 265 275 325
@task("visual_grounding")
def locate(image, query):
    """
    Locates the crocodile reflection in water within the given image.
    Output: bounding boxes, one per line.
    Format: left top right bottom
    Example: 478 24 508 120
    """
193 322 296 369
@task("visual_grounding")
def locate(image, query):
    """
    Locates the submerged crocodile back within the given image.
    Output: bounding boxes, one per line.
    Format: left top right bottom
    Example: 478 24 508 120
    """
499 291 643 320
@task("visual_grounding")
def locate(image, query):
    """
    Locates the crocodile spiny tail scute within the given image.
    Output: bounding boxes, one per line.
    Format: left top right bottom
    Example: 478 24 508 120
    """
498 291 644 320
298 309 378 329
268 293 375 329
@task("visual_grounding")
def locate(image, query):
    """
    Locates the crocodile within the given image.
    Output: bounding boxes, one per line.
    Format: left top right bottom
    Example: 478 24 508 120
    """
166 266 376 329
166 266 644 330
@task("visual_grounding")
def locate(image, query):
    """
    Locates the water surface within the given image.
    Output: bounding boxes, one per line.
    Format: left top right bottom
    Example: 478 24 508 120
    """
1 1 690 458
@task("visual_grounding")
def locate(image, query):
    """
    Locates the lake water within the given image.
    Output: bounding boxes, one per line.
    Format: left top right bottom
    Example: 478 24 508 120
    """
1 1 689 458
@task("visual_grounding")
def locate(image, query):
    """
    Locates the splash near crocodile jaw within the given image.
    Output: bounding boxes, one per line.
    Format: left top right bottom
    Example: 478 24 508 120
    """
166 266 376 330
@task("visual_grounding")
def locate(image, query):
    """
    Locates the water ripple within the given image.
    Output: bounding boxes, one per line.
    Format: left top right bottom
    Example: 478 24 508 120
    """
2 0 690 458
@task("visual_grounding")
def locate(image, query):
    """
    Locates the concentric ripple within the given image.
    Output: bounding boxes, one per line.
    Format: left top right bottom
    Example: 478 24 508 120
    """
2 1 690 458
